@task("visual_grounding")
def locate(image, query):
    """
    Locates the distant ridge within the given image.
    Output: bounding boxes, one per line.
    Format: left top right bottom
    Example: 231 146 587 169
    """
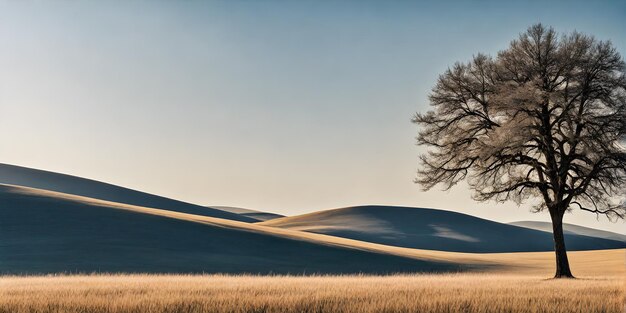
261 205 626 252
212 206 284 222
509 221 626 243
0 163 281 222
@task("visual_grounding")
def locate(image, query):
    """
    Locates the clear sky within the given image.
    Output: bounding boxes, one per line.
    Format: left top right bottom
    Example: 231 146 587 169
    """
1 1 625 233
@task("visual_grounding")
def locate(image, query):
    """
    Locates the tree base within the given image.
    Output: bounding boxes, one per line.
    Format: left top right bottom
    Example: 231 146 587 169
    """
553 273 576 279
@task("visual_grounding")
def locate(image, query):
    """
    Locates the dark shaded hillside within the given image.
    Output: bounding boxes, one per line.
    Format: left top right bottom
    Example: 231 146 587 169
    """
261 205 626 252
0 185 455 274
0 163 265 222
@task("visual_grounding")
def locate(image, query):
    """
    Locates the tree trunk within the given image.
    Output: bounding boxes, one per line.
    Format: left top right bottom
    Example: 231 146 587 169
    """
550 211 575 278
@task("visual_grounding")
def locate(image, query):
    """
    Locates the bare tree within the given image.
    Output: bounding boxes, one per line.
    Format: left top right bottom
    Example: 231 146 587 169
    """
413 24 626 278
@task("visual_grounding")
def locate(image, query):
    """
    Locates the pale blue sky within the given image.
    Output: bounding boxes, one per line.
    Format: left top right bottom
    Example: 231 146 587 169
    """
1 1 625 233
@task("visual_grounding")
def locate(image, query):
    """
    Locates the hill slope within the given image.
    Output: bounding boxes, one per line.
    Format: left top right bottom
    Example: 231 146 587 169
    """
261 206 626 252
0 184 456 274
0 163 281 222
1 184 624 276
213 206 284 222
509 221 626 243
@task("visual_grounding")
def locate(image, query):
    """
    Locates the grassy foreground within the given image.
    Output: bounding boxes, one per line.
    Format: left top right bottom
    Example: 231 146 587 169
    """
1 274 623 313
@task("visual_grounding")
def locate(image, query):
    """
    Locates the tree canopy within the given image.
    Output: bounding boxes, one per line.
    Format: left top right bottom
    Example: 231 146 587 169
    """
413 24 626 277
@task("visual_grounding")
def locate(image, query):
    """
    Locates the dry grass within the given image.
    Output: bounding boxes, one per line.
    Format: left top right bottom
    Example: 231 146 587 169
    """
3 187 624 312
0 274 623 313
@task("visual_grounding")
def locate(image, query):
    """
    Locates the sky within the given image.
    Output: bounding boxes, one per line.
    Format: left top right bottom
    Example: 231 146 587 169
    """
1 0 625 233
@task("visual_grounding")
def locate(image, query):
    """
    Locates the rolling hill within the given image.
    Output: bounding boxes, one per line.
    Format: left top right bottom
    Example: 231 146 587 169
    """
260 205 626 252
1 184 624 276
0 184 456 274
509 221 626 243
0 163 282 223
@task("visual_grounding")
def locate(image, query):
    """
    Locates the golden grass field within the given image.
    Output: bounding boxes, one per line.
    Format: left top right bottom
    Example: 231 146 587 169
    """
1 274 624 313
1 250 624 313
